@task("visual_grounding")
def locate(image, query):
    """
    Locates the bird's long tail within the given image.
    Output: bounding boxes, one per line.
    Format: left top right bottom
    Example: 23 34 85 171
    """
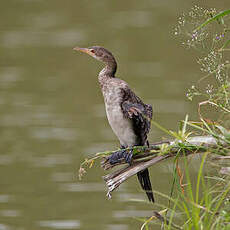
137 169 154 202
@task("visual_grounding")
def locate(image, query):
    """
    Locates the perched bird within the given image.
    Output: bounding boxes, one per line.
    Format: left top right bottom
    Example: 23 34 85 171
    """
74 46 154 202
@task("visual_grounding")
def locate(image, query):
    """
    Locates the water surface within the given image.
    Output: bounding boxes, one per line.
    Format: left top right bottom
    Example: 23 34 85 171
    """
0 0 229 229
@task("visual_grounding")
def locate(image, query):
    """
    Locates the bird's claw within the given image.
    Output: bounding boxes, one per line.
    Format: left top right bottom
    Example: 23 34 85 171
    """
108 148 133 165
108 149 126 165
125 150 133 165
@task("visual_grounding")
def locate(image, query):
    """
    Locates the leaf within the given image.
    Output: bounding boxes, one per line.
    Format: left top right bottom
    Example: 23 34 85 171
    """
194 9 230 31
215 125 230 140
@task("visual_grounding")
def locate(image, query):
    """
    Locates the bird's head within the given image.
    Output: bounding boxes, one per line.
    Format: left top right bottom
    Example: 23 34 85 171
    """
73 46 116 65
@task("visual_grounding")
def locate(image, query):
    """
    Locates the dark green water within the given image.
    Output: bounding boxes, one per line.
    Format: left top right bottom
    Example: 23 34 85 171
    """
0 1 229 229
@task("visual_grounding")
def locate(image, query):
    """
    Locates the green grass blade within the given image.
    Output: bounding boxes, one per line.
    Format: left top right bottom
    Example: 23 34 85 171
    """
195 152 209 204
182 114 189 137
206 183 230 229
194 9 230 31
151 120 174 137
219 39 230 51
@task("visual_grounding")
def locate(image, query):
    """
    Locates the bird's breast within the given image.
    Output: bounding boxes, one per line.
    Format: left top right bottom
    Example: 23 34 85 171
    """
103 88 137 147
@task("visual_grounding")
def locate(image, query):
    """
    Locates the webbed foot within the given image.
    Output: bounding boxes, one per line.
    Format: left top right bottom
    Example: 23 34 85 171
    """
108 146 133 165
124 150 133 165
109 149 126 165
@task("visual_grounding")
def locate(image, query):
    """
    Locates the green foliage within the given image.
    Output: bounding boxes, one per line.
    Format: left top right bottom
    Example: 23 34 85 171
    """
167 153 230 230
194 9 230 31
167 6 230 229
139 127 230 229
140 6 230 229
175 6 230 128
80 7 230 229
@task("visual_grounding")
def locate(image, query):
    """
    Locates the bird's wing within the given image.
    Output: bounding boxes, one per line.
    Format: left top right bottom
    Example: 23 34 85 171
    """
120 88 153 145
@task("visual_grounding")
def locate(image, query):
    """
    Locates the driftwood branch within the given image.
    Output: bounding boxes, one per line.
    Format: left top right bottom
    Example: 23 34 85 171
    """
100 135 229 199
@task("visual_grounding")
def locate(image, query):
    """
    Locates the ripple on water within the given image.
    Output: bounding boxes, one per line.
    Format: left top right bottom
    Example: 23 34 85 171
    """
0 67 24 89
113 210 152 218
30 127 78 141
38 220 80 229
24 12 65 29
2 30 85 48
51 172 73 182
150 99 190 114
83 142 116 155
110 11 154 29
30 154 72 168
130 62 164 78
0 224 10 230
0 155 13 165
0 210 21 217
58 183 106 192
0 195 12 203
115 192 144 202
107 224 128 230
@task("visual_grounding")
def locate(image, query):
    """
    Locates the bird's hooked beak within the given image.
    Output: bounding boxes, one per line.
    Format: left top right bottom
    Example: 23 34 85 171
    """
73 47 94 57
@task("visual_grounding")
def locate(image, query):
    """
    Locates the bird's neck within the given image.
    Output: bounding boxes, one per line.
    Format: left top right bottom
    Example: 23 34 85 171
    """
98 60 117 86
101 59 117 76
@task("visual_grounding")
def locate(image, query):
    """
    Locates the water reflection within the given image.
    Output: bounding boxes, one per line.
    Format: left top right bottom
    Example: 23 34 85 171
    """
129 62 164 78
2 30 85 48
51 172 73 182
0 155 13 165
0 195 11 203
0 224 10 230
30 127 78 140
83 142 116 155
0 0 228 230
0 210 21 217
115 193 144 202
107 224 128 230
110 11 154 28
113 210 152 218
151 99 190 114
58 183 106 192
38 220 80 229
0 67 23 89
30 154 73 167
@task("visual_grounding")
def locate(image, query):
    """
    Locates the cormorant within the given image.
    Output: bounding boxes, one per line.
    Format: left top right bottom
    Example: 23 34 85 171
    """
74 46 154 202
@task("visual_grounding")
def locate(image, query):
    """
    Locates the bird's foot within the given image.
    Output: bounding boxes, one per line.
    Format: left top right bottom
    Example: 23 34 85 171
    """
125 150 133 165
108 149 127 165
108 146 133 165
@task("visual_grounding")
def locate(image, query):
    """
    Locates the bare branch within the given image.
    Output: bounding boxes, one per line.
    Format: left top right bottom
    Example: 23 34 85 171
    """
101 135 229 199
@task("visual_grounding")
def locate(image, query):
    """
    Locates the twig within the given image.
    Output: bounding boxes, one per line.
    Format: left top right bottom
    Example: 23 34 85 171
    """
104 154 170 199
101 136 228 198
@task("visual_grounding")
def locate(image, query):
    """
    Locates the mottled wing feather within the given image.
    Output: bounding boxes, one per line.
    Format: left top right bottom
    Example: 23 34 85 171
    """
120 88 153 145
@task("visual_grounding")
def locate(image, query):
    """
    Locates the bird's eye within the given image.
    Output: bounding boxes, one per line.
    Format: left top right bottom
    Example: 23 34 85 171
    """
90 49 95 53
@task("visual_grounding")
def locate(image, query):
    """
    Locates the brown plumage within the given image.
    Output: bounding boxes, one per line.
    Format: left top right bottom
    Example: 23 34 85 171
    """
74 46 154 202
121 88 152 146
